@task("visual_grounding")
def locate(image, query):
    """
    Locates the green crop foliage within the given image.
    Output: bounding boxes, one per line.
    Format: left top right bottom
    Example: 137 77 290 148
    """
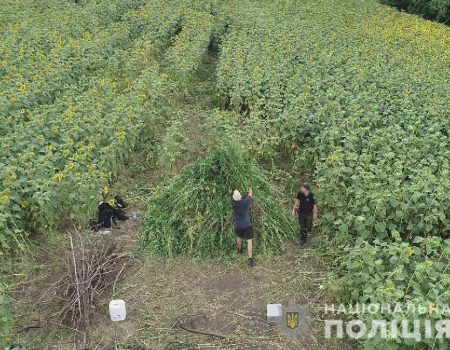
0 284 13 347
2 1 450 347
165 3 214 82
141 143 296 258
340 234 450 348
0 0 220 251
157 120 187 175
213 2 450 347
216 0 450 242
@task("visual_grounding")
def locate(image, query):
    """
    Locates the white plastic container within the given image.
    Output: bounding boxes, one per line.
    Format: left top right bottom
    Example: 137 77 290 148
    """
267 303 282 324
109 299 126 321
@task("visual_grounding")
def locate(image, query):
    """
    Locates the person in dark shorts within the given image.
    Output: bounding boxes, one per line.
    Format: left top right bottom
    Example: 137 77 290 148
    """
291 183 317 245
232 187 255 267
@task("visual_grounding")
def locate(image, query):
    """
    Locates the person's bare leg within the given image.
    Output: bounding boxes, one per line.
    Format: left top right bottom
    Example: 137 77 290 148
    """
236 237 243 251
247 239 253 259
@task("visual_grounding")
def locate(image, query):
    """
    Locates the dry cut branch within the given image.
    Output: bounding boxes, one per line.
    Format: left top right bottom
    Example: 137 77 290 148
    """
56 234 126 329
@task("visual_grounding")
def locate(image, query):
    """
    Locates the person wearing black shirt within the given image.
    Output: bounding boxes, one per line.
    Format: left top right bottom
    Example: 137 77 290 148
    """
291 183 317 245
232 188 255 267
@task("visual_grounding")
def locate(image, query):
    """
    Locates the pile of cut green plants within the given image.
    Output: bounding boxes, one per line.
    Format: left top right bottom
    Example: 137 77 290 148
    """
140 143 295 258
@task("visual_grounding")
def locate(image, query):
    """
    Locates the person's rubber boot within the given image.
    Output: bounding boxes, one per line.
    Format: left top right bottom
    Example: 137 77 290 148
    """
248 258 256 267
300 236 307 246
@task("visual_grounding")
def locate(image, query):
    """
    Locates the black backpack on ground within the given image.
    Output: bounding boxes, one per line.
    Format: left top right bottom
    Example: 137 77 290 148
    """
90 199 129 230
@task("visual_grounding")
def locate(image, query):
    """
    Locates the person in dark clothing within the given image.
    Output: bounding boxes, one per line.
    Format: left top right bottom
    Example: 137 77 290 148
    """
98 201 114 228
291 183 318 245
232 187 255 267
92 199 129 231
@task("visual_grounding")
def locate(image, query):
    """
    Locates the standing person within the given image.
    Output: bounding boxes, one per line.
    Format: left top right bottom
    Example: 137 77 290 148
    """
232 188 256 267
291 183 317 245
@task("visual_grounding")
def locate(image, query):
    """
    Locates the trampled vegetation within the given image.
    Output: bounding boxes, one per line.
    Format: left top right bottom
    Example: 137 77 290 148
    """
1 0 450 348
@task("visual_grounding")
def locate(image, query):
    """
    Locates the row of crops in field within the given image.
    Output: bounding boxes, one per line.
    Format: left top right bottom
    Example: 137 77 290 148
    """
0 0 222 250
1 0 450 347
1 0 223 343
214 0 450 347
217 0 450 243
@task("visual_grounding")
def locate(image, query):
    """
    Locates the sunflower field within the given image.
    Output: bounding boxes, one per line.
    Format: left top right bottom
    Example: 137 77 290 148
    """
214 0 450 347
0 0 221 250
2 0 450 347
216 0 450 244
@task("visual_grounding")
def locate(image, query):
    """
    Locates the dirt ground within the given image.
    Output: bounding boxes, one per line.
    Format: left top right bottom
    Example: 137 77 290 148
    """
9 206 348 349
92 251 343 349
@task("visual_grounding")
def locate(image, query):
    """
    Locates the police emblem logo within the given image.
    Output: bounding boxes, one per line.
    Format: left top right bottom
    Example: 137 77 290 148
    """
286 311 299 329
277 305 309 339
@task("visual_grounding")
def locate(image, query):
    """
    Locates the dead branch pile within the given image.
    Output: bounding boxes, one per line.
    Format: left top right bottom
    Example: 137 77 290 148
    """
56 234 126 329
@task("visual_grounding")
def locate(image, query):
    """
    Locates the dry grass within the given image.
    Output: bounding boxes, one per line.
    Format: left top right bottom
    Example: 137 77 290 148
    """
84 242 346 349
8 209 350 349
